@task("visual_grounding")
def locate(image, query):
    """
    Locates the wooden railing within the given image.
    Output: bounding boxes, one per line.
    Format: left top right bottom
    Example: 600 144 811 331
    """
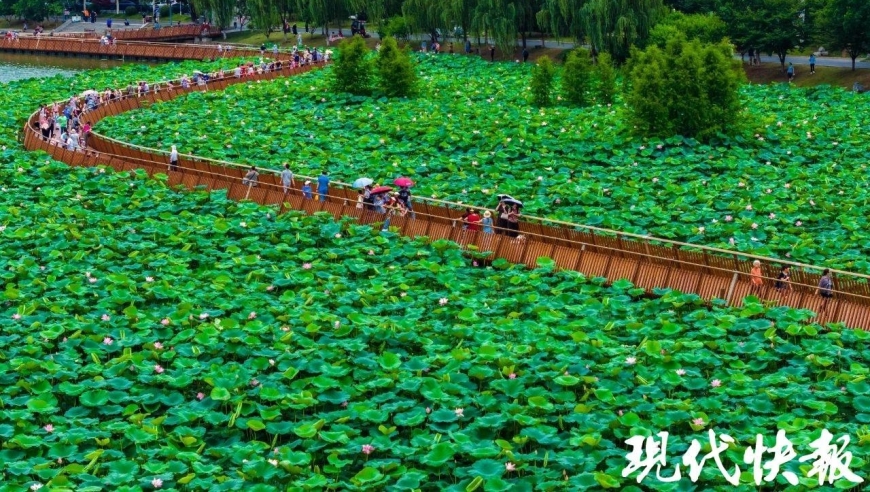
20 57 870 332
37 24 220 41
0 36 269 60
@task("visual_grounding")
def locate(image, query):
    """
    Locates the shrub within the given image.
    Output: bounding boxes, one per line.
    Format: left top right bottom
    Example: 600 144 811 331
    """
626 35 744 140
529 56 556 106
125 5 138 17
561 49 594 106
331 36 374 95
648 12 727 47
595 52 617 104
379 16 410 41
376 36 417 97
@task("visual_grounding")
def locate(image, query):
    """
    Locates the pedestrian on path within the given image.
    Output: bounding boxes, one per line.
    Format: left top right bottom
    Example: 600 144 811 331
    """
787 62 795 83
809 54 816 74
280 163 294 192
242 166 259 187
317 170 329 202
817 269 834 298
522 48 529 63
482 211 494 234
490 45 496 62
750 260 763 293
169 145 179 171
302 180 313 199
775 265 792 292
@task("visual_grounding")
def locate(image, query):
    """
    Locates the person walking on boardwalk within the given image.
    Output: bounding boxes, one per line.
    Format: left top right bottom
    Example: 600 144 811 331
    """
280 163 295 193
809 54 816 74
317 170 330 202
301 180 313 199
750 260 763 293
242 166 259 187
169 145 179 171
817 269 834 299
775 265 792 293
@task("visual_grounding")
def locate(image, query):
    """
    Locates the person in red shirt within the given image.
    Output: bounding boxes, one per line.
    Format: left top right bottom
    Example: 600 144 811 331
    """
466 209 481 231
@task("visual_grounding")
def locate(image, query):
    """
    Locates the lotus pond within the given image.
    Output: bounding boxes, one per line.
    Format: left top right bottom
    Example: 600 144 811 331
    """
94 55 870 273
3 58 870 491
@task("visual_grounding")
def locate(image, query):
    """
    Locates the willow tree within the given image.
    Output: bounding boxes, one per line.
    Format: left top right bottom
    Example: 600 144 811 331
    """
295 0 349 34
581 0 664 63
471 0 540 58
403 0 446 43
249 0 281 37
539 0 585 43
191 0 235 35
444 0 477 41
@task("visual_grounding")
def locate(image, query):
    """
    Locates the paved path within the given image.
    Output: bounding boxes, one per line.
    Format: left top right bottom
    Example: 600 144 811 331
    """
740 54 870 69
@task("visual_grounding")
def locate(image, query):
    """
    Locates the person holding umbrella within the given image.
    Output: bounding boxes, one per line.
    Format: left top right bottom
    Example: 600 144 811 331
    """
394 177 414 218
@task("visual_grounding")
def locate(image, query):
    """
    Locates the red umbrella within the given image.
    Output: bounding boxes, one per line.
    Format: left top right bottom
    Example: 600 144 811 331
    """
370 186 393 194
394 177 414 187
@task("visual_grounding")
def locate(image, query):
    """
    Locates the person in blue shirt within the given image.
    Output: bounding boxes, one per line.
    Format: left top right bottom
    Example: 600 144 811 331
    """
809 54 816 74
481 211 494 234
787 62 795 83
317 170 330 202
301 180 313 199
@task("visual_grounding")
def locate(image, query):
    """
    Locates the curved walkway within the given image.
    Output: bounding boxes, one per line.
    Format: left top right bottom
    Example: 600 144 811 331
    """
20 59 870 332
0 36 270 61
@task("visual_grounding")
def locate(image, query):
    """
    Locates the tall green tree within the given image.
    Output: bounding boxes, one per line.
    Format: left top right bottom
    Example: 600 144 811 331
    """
561 48 594 106
249 0 280 37
819 0 870 70
376 36 418 97
296 0 348 34
192 0 235 34
402 0 445 42
626 35 744 140
530 55 556 106
331 35 374 95
648 12 727 47
14 0 61 21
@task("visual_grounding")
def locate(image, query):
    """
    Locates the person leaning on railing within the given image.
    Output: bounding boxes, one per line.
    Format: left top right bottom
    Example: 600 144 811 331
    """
817 269 834 299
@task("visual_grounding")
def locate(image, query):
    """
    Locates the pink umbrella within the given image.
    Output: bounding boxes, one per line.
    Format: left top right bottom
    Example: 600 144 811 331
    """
394 177 414 187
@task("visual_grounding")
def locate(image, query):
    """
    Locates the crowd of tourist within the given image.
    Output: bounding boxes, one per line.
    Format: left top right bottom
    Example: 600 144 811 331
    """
750 260 836 300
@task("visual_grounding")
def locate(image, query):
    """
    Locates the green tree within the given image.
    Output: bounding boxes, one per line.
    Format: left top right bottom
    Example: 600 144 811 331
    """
579 0 665 63
249 0 280 38
331 35 374 95
648 12 727 47
561 48 594 106
192 0 235 35
529 55 556 106
14 0 61 21
626 36 744 140
595 51 617 104
376 36 418 97
819 0 870 70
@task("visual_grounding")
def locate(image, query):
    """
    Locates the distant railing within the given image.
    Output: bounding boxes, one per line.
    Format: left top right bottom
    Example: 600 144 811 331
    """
20 55 870 332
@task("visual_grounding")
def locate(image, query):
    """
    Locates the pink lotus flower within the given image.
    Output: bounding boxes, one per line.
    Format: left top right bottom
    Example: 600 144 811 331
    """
11 313 20 320
692 418 705 426
795 221 802 226
302 263 312 270
268 359 275 366
652 177 659 183
745 204 752 210
154 365 164 374
656 144 663 150
30 484 43 491
454 408 464 417
342 401 348 407
240 222 247 228
250 379 259 386
766 189 772 194
711 379 722 388
725 215 733 222
439 298 448 306
85 271 91 278
751 223 758 229
161 318 170 326
199 313 209 319
89 277 98 284
368 250 374 256
426 407 431 414
738 182 745 187
154 342 163 350
151 478 163 488
729 237 736 245
810 200 816 206
769 213 776 219
43 424 54 433
508 373 516 379
676 369 686 376
784 183 791 188
362 444 375 455
196 392 205 400
268 459 278 466
266 285 274 291
505 462 516 472
400 292 407 297
625 357 637 365
103 337 113 345
248 312 257 320
145 276 154 282
698 227 705 233
334 233 342 238
618 410 623 416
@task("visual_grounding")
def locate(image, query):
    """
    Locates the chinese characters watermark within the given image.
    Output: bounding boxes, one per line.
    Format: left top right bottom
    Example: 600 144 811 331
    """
623 429 863 486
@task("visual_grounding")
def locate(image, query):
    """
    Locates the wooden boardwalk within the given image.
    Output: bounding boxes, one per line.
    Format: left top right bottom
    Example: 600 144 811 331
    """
0 35 270 61
21 60 870 331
